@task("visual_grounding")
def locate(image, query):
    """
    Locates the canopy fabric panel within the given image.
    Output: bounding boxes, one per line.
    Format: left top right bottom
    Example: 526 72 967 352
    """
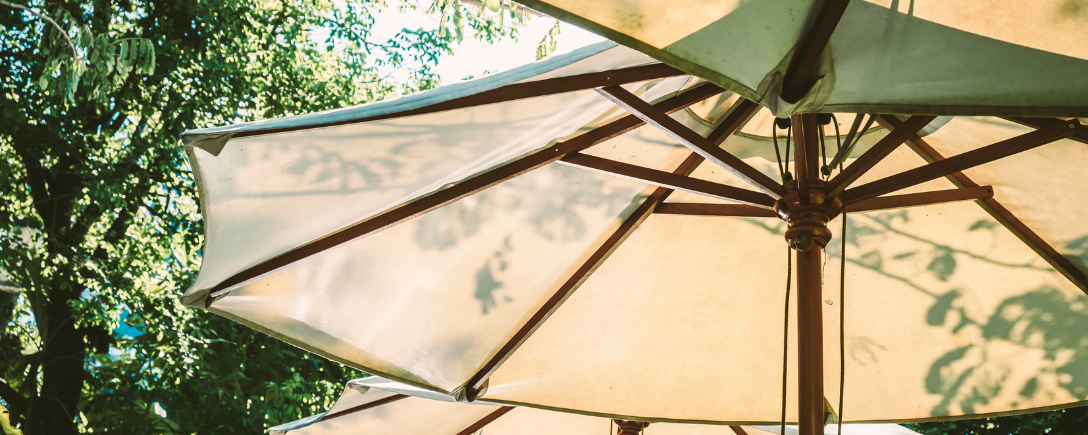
270 377 918 435
181 44 718 392
183 38 1088 425
516 0 1088 117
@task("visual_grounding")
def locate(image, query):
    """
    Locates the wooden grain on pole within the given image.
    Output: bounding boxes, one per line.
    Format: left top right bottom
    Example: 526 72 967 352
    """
844 119 1081 204
796 245 825 435
206 83 725 299
792 114 820 204
879 116 1088 294
559 153 775 208
596 86 782 198
825 115 936 199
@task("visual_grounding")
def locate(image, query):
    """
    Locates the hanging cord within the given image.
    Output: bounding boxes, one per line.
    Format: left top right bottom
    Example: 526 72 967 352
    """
837 208 848 435
828 114 876 170
780 245 793 435
784 125 793 181
823 114 842 178
772 122 787 180
774 118 794 181
818 123 829 178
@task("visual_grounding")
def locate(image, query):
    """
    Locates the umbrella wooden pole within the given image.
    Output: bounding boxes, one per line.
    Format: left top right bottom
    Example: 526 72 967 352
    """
796 245 825 435
781 113 834 435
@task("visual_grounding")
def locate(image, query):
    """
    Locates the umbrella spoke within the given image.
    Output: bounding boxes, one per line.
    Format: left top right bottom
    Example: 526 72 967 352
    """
1003 117 1088 145
464 152 707 398
706 98 762 145
454 406 515 435
596 85 783 198
654 202 777 217
205 83 726 299
317 394 408 422
846 186 993 213
559 152 775 208
879 115 1088 294
841 118 1082 205
824 115 937 199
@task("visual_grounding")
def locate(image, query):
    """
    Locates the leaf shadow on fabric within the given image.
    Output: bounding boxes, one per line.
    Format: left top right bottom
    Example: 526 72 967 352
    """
743 206 1088 418
414 164 637 315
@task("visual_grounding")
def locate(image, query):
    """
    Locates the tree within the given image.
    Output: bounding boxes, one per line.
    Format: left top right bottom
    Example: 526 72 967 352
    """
905 406 1088 435
0 0 532 433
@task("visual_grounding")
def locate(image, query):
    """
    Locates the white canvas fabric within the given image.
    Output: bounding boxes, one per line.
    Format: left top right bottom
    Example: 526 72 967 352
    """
515 0 1088 117
269 377 919 435
182 37 1088 424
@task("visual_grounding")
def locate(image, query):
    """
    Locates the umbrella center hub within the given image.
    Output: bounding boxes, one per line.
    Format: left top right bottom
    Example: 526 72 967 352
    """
775 180 839 252
613 420 651 434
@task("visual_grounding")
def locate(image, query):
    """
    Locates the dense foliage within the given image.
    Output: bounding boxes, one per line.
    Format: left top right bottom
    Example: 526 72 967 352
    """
905 406 1088 435
0 0 532 434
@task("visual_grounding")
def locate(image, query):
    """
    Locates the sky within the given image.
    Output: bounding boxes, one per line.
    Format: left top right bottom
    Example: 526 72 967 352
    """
367 4 606 84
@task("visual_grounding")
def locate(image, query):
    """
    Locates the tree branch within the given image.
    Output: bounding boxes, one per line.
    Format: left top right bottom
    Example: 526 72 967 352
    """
459 0 548 17
0 377 30 416
0 0 78 58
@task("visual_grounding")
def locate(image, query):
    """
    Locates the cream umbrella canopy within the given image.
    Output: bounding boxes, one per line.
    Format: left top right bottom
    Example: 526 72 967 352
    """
180 31 1088 435
268 377 921 435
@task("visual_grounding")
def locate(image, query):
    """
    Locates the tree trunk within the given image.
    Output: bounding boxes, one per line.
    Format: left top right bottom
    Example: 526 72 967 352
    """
24 287 83 435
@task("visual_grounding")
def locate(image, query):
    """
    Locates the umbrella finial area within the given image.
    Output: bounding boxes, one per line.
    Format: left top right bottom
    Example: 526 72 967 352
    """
613 419 651 435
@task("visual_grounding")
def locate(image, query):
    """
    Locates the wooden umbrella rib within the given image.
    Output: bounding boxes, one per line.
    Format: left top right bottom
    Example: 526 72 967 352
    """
843 119 1082 204
729 426 751 435
463 97 758 393
558 153 775 208
825 115 937 199
225 63 687 139
205 83 725 298
847 186 994 213
879 116 1088 294
1002 117 1088 145
654 202 778 217
706 98 762 145
318 394 408 422
780 0 853 102
454 406 515 435
464 152 706 395
596 86 782 198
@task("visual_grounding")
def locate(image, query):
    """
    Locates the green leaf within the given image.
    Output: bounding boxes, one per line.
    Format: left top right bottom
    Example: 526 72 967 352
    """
118 40 129 66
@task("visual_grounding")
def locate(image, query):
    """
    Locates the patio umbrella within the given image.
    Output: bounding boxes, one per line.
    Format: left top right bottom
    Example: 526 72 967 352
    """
268 377 921 435
178 14 1088 435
